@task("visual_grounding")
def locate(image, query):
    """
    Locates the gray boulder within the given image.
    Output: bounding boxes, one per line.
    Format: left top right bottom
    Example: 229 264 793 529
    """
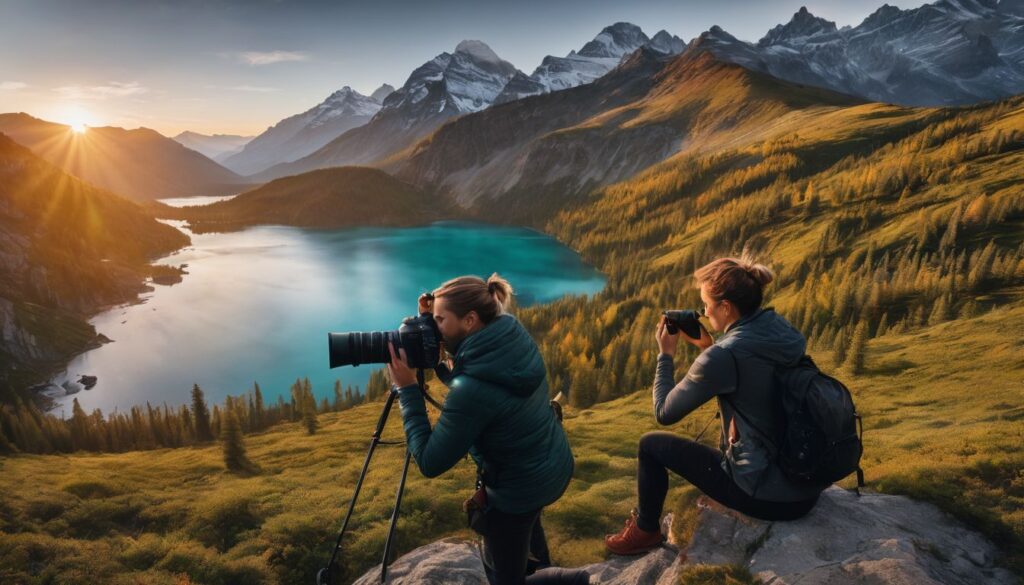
685 486 1017 585
352 539 489 585
353 486 1017 585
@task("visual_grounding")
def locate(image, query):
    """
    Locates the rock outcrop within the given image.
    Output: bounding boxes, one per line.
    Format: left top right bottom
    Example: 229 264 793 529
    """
353 486 1017 585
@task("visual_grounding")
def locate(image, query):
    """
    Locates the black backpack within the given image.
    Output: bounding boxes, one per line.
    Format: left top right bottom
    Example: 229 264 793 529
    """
726 351 866 490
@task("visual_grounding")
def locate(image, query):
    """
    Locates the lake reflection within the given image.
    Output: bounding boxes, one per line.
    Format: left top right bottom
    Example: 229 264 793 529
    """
52 221 605 414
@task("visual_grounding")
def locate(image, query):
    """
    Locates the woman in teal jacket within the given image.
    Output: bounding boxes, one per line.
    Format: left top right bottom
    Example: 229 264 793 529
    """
386 273 586 585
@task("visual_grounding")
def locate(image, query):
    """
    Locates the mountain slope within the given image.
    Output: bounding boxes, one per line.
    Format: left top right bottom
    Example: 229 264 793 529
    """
393 44 864 223
0 133 190 397
0 113 246 201
162 166 454 231
251 41 522 182
221 85 392 176
172 131 253 163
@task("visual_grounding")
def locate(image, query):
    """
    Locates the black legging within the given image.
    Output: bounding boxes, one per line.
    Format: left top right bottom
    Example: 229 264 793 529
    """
482 507 590 585
635 431 819 532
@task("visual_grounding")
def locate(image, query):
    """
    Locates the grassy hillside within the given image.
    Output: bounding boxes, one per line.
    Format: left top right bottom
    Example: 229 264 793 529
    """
0 297 1020 584
396 48 864 219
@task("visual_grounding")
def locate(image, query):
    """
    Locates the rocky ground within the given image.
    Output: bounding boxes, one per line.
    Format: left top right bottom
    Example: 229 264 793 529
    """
353 486 1018 585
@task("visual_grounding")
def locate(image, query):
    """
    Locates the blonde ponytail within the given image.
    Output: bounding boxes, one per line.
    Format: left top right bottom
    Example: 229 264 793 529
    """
433 273 515 323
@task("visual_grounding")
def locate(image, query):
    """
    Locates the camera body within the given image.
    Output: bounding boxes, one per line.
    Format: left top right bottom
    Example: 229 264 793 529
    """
662 309 705 340
328 313 443 370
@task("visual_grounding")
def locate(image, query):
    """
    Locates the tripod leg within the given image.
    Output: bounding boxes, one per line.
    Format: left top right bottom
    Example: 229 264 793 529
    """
380 448 413 583
319 391 398 585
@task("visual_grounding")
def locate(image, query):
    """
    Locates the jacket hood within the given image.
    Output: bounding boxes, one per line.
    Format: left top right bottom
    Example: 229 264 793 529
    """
720 307 805 366
450 314 545 397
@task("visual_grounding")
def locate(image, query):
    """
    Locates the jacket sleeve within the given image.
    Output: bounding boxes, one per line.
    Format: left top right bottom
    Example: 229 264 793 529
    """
397 377 495 478
653 345 737 426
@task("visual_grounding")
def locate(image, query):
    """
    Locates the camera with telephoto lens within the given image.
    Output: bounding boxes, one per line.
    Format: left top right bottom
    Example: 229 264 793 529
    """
662 310 705 340
327 313 443 369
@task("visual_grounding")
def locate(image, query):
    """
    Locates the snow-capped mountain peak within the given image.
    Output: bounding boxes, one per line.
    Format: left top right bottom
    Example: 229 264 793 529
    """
220 85 383 175
578 22 650 58
312 86 381 122
758 6 839 47
684 0 1024 107
381 40 521 117
454 39 503 64
371 84 396 103
648 30 687 55
494 22 683 104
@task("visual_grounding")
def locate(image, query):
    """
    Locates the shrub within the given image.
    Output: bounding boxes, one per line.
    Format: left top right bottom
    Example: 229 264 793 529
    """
157 539 268 585
188 494 263 552
63 496 143 538
260 512 332 585
120 533 169 570
60 479 122 499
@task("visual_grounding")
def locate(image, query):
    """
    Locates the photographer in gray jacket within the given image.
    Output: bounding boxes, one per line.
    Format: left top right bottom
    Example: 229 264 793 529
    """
606 256 825 555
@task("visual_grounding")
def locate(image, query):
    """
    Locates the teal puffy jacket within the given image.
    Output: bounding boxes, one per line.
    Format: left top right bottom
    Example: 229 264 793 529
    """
396 314 575 514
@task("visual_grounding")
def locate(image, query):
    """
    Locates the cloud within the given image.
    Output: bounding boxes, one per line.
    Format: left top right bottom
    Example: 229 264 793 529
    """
0 81 28 91
228 85 281 93
235 50 310 65
53 81 148 100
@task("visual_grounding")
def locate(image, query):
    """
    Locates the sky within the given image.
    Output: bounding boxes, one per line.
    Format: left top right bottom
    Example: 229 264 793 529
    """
0 0 931 137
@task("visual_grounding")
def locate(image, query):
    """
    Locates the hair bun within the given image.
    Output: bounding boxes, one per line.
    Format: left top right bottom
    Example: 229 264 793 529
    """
746 264 774 287
486 273 513 312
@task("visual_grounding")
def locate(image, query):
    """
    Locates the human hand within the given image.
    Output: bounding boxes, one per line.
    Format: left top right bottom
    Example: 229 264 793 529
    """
681 321 714 351
418 292 434 314
386 342 417 389
656 315 679 356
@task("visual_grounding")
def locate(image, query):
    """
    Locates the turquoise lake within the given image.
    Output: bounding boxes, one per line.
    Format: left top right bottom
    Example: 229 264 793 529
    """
51 219 605 415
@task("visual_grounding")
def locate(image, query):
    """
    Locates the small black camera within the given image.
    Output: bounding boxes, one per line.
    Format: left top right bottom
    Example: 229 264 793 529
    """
662 310 705 340
328 313 443 370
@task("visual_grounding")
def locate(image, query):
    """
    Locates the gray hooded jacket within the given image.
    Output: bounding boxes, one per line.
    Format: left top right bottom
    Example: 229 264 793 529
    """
653 307 825 502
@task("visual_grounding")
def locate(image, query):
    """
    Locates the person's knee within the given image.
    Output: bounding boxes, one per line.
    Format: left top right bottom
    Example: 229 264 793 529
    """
638 431 673 459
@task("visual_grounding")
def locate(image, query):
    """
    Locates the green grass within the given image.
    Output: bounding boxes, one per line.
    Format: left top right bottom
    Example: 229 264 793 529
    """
0 294 1022 583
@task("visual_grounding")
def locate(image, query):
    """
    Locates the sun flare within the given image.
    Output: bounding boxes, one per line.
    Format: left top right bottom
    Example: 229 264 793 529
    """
70 122 87 134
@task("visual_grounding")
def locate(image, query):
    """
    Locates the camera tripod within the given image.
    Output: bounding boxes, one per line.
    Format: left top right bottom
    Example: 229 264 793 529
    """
318 369 443 585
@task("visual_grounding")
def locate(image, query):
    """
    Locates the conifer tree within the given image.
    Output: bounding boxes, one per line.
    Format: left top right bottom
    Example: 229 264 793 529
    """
302 386 319 435
333 380 344 410
192 384 214 442
211 405 222 439
221 409 252 472
928 294 950 326
253 382 265 430
70 398 90 451
290 379 302 421
876 312 890 338
845 321 869 375
832 331 849 370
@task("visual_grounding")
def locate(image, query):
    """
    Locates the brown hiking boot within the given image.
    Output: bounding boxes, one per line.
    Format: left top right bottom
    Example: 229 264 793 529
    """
604 509 665 555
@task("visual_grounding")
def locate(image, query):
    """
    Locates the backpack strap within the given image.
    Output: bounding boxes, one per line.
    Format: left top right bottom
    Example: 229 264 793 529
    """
720 346 780 454
854 413 866 495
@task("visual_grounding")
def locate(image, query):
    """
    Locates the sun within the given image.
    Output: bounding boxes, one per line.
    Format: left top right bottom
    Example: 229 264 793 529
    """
51 104 98 135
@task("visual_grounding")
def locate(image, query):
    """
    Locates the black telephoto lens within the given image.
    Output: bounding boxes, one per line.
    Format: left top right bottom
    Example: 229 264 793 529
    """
327 330 399 368
327 313 443 370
